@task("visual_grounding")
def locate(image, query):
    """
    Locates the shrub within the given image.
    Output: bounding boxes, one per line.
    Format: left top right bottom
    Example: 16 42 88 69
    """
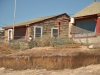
0 43 16 55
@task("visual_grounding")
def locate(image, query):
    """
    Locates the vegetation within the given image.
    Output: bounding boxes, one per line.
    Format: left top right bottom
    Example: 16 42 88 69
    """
0 43 18 56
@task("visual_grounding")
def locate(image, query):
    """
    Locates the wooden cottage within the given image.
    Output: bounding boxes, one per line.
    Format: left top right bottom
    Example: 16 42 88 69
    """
3 13 69 41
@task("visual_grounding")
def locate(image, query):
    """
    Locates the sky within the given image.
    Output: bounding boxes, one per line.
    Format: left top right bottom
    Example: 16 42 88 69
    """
0 0 96 27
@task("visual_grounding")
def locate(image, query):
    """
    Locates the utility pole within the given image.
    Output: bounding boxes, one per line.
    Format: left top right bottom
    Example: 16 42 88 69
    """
13 0 16 39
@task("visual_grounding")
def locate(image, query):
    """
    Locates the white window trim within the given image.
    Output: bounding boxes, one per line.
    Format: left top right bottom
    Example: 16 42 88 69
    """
8 29 13 40
34 26 43 39
51 28 58 37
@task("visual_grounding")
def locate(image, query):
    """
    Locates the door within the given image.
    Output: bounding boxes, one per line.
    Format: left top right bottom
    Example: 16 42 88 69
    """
8 29 13 40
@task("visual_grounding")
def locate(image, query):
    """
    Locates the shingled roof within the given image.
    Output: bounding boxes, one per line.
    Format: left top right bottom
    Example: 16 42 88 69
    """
3 13 69 29
72 2 100 18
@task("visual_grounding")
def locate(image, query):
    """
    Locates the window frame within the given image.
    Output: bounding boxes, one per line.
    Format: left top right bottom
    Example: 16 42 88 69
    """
34 26 43 39
75 19 96 38
8 29 13 40
51 28 58 37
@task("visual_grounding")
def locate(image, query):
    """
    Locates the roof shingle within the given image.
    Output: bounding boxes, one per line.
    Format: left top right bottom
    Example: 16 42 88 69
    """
3 13 69 29
72 2 100 18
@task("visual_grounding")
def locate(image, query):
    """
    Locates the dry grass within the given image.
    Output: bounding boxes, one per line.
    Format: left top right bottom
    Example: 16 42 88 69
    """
0 43 18 56
55 44 81 49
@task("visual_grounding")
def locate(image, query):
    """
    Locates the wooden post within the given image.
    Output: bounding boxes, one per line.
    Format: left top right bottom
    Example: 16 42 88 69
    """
25 24 29 40
13 0 16 39
58 22 60 37
96 15 100 34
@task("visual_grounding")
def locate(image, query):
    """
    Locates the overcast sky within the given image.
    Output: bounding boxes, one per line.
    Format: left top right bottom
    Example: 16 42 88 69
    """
0 0 96 27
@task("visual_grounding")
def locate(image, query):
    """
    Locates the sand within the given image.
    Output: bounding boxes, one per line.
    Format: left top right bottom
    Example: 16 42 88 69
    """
0 64 100 75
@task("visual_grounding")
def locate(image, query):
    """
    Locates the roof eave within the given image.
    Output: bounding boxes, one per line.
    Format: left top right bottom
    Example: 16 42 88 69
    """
72 13 99 19
2 24 29 30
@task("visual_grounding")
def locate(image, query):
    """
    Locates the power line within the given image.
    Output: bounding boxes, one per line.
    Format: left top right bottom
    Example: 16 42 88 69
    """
68 14 74 16
0 23 8 28
0 23 7 25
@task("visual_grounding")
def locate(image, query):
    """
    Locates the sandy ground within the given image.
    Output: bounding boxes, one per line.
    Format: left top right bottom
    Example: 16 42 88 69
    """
0 64 100 75
0 45 100 75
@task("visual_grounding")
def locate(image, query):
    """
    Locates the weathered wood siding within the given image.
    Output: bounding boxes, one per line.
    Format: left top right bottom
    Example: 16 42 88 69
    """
4 29 8 41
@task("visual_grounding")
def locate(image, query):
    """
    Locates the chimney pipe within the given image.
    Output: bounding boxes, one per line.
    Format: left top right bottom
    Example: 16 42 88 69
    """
94 0 96 2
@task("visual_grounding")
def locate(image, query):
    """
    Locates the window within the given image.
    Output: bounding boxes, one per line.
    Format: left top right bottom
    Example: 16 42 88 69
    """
34 26 43 39
0 30 4 36
8 29 13 40
51 28 58 37
75 19 96 37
